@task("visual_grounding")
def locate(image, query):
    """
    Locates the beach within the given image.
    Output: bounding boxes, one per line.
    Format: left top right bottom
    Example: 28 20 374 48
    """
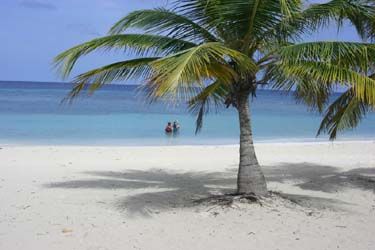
3 0 375 249
1 141 374 250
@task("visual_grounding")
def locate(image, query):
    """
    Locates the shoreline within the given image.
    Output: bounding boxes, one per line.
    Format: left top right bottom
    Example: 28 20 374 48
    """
1 138 374 148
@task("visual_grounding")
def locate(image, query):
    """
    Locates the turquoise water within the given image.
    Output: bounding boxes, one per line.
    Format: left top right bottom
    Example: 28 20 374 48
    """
0 81 374 145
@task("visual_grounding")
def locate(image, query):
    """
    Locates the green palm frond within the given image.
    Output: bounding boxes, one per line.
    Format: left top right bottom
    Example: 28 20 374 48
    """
264 61 332 112
317 88 371 139
302 0 375 38
293 79 332 113
274 60 375 106
65 57 158 101
278 41 375 70
54 34 196 78
268 62 373 139
177 0 232 40
109 8 218 42
272 41 375 107
262 0 303 42
241 0 302 52
148 42 257 100
188 80 229 134
179 0 299 48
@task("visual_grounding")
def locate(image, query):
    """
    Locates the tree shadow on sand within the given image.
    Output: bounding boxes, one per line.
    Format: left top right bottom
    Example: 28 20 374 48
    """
45 169 236 216
44 163 375 216
263 163 375 193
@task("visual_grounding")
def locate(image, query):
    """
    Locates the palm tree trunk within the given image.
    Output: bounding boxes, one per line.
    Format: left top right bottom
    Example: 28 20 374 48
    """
236 92 268 196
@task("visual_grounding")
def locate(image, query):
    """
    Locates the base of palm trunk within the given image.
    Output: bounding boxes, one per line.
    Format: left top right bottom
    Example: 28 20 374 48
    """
194 192 263 207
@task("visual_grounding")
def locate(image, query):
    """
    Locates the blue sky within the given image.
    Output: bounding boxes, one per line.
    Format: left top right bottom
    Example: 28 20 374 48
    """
0 0 361 82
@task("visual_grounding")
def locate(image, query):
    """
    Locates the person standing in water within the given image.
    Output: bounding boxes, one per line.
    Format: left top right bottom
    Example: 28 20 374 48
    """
173 120 180 133
165 122 173 133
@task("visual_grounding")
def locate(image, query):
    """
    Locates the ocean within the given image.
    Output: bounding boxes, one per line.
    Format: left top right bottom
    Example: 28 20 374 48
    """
0 81 374 145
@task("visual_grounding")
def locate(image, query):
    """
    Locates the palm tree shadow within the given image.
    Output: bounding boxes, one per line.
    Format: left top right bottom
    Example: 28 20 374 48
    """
44 163 375 216
263 163 375 193
45 169 236 216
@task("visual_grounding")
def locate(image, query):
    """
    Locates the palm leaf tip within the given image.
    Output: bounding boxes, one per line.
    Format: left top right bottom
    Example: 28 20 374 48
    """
61 57 159 102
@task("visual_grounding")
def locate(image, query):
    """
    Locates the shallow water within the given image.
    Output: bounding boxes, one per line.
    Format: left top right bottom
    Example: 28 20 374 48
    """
0 81 374 145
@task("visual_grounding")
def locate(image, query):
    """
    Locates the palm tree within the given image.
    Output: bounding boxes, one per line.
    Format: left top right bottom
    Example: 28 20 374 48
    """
55 0 375 196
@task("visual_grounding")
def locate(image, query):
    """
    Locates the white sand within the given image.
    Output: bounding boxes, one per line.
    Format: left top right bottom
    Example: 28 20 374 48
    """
0 141 374 250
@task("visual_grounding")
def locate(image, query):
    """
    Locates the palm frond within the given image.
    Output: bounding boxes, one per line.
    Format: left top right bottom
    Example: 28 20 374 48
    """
271 41 375 110
317 88 371 139
148 42 257 100
188 80 229 134
241 0 302 52
65 57 158 101
177 0 232 40
179 0 297 48
278 41 375 71
264 0 303 42
302 0 375 39
109 8 218 42
54 34 196 78
264 60 332 112
293 79 332 113
273 59 375 107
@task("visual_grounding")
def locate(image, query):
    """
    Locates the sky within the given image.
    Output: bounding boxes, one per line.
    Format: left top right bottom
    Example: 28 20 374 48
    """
0 0 361 82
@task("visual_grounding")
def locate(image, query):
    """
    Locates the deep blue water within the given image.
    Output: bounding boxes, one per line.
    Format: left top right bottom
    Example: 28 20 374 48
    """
0 81 374 145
